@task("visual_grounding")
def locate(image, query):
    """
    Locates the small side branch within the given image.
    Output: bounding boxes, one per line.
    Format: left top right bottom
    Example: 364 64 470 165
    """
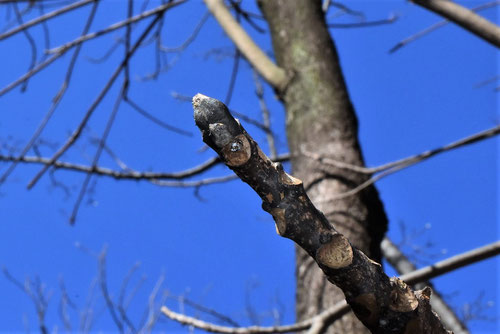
26 12 166 189
0 0 94 41
412 0 500 48
203 0 288 91
160 236 500 334
390 1 500 53
400 240 500 285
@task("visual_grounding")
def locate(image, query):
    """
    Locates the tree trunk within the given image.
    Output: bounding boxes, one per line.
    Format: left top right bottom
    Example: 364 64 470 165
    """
258 1 388 332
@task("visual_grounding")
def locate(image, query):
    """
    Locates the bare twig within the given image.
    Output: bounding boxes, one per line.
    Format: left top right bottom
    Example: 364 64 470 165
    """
46 0 186 55
203 0 287 91
160 239 500 334
124 97 192 136
391 1 500 53
224 48 240 106
27 12 165 190
307 125 500 199
412 0 500 48
160 11 210 53
168 294 240 327
58 277 77 332
151 174 238 187
2 268 52 334
69 79 126 224
328 13 398 28
0 153 290 181
252 70 276 159
160 303 349 334
227 1 265 33
0 154 219 179
0 0 94 41
12 1 37 92
0 0 100 186
98 246 124 333
139 273 166 332
401 240 500 285
0 49 61 97
116 262 140 333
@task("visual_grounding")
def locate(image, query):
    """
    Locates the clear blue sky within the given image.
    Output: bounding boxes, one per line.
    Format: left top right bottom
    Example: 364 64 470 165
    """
0 0 498 333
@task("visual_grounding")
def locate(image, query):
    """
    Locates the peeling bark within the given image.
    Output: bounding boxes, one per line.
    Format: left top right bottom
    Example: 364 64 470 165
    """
193 94 450 334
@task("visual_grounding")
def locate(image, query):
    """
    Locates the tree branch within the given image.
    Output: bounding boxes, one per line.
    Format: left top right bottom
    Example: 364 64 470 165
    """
46 0 186 55
161 236 500 334
382 238 469 334
203 0 288 91
305 124 500 200
26 12 166 189
412 0 500 48
390 1 500 53
0 0 94 42
192 94 449 333
0 0 100 186
400 240 500 285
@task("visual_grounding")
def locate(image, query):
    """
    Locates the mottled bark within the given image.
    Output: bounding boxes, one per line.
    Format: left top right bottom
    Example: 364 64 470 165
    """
193 94 449 334
257 1 388 332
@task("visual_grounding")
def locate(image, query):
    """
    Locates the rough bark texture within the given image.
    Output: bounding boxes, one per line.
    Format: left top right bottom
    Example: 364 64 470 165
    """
257 1 388 332
193 94 450 334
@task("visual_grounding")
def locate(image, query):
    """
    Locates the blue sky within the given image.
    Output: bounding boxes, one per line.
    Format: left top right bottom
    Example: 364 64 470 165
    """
0 0 498 333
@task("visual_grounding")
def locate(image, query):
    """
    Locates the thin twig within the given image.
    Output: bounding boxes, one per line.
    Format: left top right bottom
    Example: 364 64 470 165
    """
27 13 165 190
0 0 94 41
307 125 500 199
117 261 140 333
412 0 500 48
124 98 192 136
160 11 210 53
151 174 238 187
161 239 500 334
252 70 276 159
0 0 100 186
160 302 349 334
390 1 500 53
0 153 290 181
98 246 124 333
401 240 500 285
69 80 126 224
228 0 265 33
46 0 186 55
12 1 37 92
328 13 398 28
224 48 240 106
169 294 240 327
0 154 221 179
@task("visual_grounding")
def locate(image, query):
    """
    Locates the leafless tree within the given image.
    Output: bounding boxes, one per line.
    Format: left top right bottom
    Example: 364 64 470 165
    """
1 0 499 333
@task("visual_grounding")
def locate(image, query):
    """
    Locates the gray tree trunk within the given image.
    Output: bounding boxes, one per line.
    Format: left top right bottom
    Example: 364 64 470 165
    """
258 1 388 332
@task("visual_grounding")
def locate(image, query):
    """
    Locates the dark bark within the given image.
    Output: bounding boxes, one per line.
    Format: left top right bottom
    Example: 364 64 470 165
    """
192 94 449 334
257 1 388 332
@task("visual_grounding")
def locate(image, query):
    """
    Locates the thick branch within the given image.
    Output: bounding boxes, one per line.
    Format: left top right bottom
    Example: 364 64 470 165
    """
412 0 500 48
193 94 449 334
203 0 288 91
